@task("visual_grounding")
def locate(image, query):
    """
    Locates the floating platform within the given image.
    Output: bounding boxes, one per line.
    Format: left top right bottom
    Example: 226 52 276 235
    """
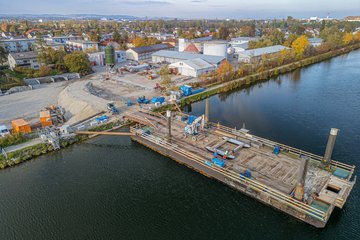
125 111 356 228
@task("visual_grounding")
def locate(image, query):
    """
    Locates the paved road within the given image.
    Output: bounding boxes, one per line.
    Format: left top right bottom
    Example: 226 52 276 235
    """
4 138 43 153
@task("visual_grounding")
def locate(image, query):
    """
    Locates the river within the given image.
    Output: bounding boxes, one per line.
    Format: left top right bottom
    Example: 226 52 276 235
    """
1 50 360 240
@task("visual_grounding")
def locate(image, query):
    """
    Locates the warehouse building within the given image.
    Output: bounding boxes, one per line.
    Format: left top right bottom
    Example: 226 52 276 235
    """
152 50 225 67
169 58 215 77
8 51 40 70
237 45 290 63
126 43 174 62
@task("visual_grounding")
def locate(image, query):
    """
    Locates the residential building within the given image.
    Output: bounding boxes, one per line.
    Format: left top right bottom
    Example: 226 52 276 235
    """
8 51 40 70
0 38 36 52
88 50 126 66
152 50 225 67
169 58 215 77
99 41 121 51
126 43 174 62
44 40 65 51
65 40 99 52
44 36 80 44
237 45 290 63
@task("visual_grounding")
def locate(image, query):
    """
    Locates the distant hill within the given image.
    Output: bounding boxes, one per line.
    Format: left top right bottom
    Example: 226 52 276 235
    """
345 16 360 21
0 14 139 21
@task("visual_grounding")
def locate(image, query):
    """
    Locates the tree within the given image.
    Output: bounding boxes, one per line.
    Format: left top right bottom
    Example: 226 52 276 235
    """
64 52 92 75
217 26 230 40
239 25 255 37
0 46 7 65
283 34 298 47
217 60 233 82
354 31 360 42
291 35 309 59
112 29 121 43
160 74 172 89
132 36 147 47
159 65 170 76
343 33 353 45
266 29 285 45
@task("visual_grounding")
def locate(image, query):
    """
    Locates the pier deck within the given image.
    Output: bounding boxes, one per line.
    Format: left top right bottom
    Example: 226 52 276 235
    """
124 110 355 227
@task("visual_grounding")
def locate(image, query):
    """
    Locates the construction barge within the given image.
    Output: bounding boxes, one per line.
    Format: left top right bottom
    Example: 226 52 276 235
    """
118 107 356 228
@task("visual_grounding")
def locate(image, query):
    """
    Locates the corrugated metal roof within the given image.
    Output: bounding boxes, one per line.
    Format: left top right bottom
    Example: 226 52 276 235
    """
152 50 225 64
130 43 173 54
240 45 289 57
182 58 213 70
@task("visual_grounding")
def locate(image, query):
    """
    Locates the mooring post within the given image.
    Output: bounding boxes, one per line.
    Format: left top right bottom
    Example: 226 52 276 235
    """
322 128 339 169
166 110 172 142
205 98 209 124
294 157 309 201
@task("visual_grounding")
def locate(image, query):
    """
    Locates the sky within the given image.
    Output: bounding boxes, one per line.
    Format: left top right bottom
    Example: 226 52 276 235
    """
0 0 360 19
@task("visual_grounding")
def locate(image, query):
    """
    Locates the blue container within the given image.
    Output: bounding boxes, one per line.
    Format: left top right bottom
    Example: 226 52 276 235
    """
151 97 165 104
180 85 192 96
188 115 196 124
211 157 225 168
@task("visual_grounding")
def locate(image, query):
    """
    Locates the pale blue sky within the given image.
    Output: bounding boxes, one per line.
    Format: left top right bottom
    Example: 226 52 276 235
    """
1 0 359 19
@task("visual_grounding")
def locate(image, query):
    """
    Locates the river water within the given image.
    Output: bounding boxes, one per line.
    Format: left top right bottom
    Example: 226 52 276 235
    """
1 50 360 240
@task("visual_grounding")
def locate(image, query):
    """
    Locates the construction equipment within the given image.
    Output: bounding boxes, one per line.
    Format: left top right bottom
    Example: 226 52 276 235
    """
137 96 150 104
107 102 118 114
39 127 60 150
151 96 165 105
41 105 66 127
184 115 205 136
180 85 205 97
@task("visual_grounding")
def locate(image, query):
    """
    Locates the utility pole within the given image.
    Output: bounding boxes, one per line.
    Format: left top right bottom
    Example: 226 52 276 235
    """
205 98 209 126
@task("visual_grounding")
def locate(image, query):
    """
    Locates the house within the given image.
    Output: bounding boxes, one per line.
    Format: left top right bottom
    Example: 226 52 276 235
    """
308 37 323 47
126 43 174 62
44 40 65 51
8 51 40 70
88 50 126 66
169 58 215 77
152 50 225 67
0 38 36 52
65 40 99 52
237 45 290 63
99 41 121 51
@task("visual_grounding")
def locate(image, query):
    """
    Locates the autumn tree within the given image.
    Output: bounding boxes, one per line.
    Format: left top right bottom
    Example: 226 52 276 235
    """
291 35 309 59
159 65 172 89
354 31 360 42
64 52 92 75
217 60 233 82
112 29 121 43
284 34 298 47
132 36 147 47
343 33 353 45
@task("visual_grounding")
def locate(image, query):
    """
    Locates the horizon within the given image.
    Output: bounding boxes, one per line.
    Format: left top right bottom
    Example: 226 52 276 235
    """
0 0 360 19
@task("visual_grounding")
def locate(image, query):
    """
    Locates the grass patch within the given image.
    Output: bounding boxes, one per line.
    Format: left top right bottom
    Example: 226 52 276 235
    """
0 133 28 148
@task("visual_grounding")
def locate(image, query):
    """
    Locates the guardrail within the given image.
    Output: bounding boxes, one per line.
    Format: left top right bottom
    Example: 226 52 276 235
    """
130 126 327 222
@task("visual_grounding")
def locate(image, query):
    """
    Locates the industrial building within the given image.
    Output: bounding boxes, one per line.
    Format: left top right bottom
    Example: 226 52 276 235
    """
88 50 126 66
126 43 174 62
179 37 228 58
308 37 323 47
237 45 290 63
8 51 40 70
0 38 36 52
65 40 99 52
169 58 215 77
152 50 225 67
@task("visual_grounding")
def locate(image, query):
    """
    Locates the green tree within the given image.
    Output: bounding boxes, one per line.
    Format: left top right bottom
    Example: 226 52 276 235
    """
0 46 7 65
64 52 92 75
112 29 121 43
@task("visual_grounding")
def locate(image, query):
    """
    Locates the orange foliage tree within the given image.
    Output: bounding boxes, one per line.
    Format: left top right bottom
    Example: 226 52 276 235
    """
217 60 234 82
291 35 309 59
343 33 353 45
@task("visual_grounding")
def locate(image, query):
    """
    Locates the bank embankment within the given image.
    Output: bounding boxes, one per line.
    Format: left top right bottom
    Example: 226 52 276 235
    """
157 43 360 111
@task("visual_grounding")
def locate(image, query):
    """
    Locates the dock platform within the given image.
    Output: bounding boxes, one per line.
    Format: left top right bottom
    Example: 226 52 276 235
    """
123 110 355 227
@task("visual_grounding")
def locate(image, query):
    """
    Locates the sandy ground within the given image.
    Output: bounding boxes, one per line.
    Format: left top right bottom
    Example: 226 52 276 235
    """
0 82 68 127
0 67 200 128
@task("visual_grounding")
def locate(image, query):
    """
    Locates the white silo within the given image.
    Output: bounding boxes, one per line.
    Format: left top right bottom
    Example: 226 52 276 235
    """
203 41 229 58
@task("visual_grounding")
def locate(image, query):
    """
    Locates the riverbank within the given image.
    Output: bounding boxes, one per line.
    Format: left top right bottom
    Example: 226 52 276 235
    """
157 43 360 111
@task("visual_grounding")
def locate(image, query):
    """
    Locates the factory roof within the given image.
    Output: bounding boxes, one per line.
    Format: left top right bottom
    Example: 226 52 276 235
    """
152 50 225 65
170 58 213 70
66 40 98 44
231 37 259 42
9 51 38 60
239 45 289 57
129 43 173 54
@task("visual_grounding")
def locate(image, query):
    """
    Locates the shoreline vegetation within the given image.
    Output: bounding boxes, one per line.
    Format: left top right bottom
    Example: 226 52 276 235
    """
157 43 360 111
0 120 123 170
